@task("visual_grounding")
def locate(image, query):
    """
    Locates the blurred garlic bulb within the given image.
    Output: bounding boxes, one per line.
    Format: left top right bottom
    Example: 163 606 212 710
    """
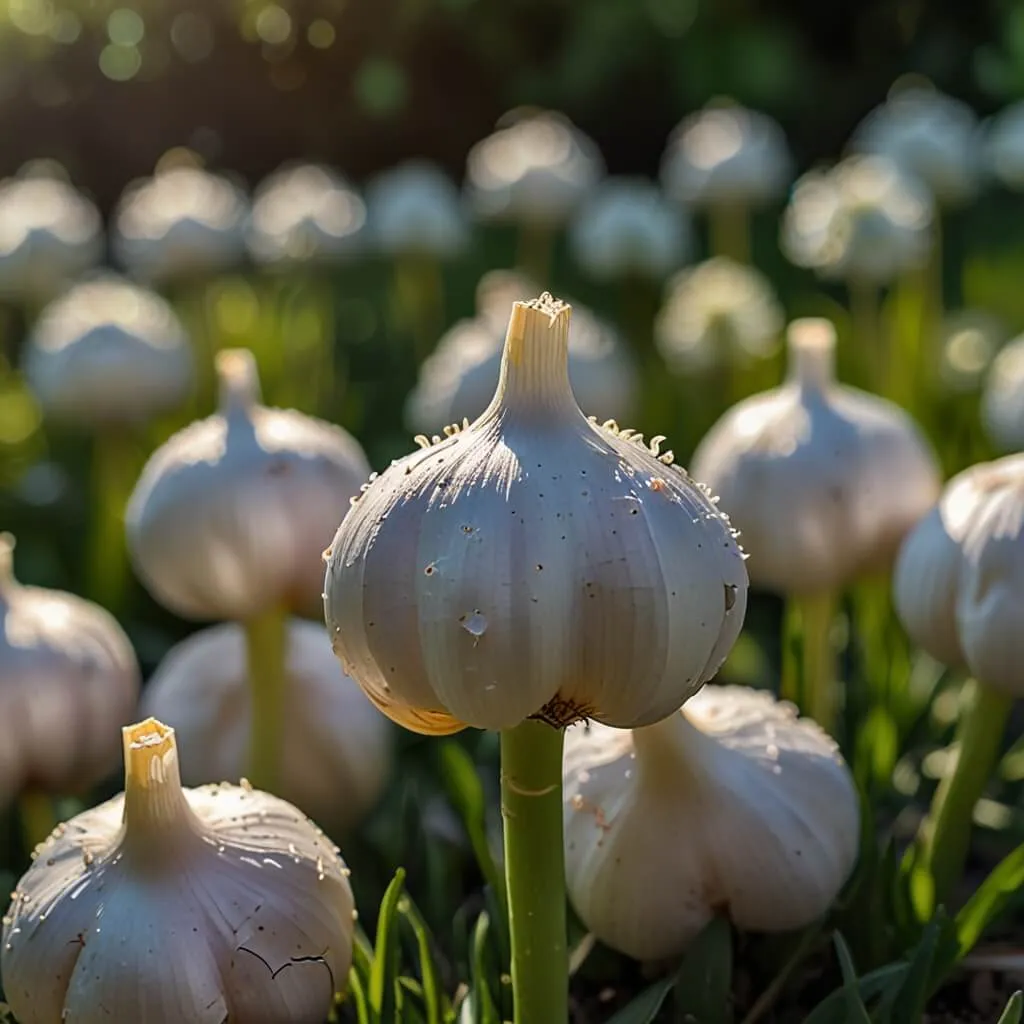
692 318 942 594
24 274 194 426
985 101 1024 190
563 685 859 960
850 84 980 205
1 718 355 1024
655 257 783 373
142 619 392 831
127 348 370 621
465 110 604 225
781 155 934 283
0 534 139 808
113 165 248 284
568 177 689 280
247 163 366 267
894 454 1024 689
660 104 793 207
366 160 469 258
0 167 101 303
405 285 638 433
325 294 747 734
939 310 1004 395
982 335 1024 451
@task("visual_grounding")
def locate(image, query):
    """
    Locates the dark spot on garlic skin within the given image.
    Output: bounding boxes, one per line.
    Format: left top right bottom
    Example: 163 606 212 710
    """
532 696 594 728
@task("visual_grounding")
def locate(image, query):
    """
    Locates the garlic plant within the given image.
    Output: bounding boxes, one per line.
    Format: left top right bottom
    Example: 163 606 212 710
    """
660 103 793 262
982 334 1024 451
0 718 355 1024
894 454 1024 908
0 533 139 847
324 293 747 1023
563 685 859 960
142 618 392 833
127 348 370 790
692 318 941 730
0 166 102 305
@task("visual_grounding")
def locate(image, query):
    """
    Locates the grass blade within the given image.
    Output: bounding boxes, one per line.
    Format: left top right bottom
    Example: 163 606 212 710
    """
370 868 407 1023
470 911 500 1024
833 932 872 1024
956 839 1024 960
673 915 733 1023
399 893 448 1024
998 991 1024 1024
605 975 677 1024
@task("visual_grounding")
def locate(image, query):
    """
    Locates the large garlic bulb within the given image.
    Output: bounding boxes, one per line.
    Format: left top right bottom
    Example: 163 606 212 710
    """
692 318 942 594
563 685 860 961
325 294 747 734
0 718 355 1024
982 334 1024 451
127 348 370 621
0 534 139 807
23 274 194 426
894 454 1024 690
141 619 392 831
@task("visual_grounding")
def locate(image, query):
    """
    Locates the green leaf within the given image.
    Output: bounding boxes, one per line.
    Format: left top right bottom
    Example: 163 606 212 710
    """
956 838 1024 960
399 894 447 1024
673 915 733 1023
369 869 407 1024
606 975 677 1024
469 912 500 1024
803 963 908 1024
998 991 1024 1024
832 933 872 1024
889 915 942 1024
345 966 373 1024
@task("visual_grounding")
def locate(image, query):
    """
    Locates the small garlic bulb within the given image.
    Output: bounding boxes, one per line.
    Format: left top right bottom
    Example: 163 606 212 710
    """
405 280 638 435
985 100 1024 190
366 160 469 258
660 104 793 207
465 110 604 225
894 454 1024 690
563 685 859 961
127 348 371 621
0 167 102 303
781 155 934 283
982 335 1024 451
113 164 248 284
568 177 689 280
24 274 194 426
655 256 783 373
247 163 366 267
692 318 942 594
325 294 747 734
1 718 355 1024
850 83 980 205
141 619 392 832
0 534 139 808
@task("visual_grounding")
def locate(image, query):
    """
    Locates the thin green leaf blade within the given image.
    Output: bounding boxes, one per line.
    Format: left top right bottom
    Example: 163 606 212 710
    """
833 932 873 1024
998 991 1024 1024
673 915 733 1024
605 976 676 1024
956 839 1024 959
470 911 500 1024
889 915 942 1024
370 868 407 1023
399 893 447 1024
803 962 908 1024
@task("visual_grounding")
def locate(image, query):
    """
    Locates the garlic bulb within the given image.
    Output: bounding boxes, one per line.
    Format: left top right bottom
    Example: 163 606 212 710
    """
113 165 248 284
405 282 638 434
894 454 1024 690
141 619 392 831
563 685 859 961
325 294 747 734
465 110 604 225
366 160 469 258
0 534 139 808
655 257 783 373
660 104 793 207
568 177 689 280
23 274 194 426
127 348 370 621
850 84 980 205
0 718 355 1024
0 167 101 303
781 155 934 283
985 101 1024 190
982 334 1024 451
247 163 366 267
692 318 942 594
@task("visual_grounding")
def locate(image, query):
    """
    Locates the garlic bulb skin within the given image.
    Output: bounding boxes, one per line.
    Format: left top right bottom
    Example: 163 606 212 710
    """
127 348 371 621
691 318 942 594
141 619 392 831
24 274 194 426
982 334 1024 451
1 718 355 1024
563 685 859 961
0 534 140 807
325 294 747 734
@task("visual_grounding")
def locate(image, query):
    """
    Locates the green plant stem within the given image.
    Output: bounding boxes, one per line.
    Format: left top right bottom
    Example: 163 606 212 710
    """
914 680 1013 913
781 591 839 734
500 718 568 1024
708 202 752 263
87 429 139 610
243 605 289 793
19 789 55 853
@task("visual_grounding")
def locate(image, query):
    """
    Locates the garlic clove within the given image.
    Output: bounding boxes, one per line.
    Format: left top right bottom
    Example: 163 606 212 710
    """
141 618 393 831
325 294 747 733
1 718 355 1024
563 685 859 961
127 347 371 621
